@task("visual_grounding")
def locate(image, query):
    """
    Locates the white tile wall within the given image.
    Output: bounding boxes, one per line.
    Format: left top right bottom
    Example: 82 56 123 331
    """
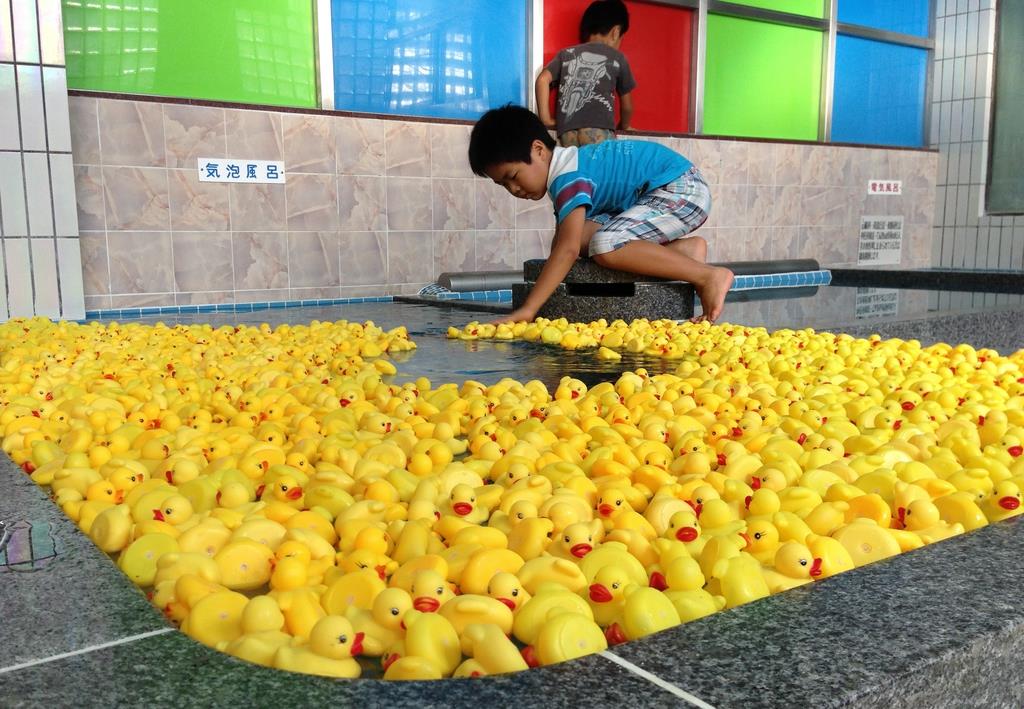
0 0 83 321
31 238 60 317
4 238 33 317
0 151 27 236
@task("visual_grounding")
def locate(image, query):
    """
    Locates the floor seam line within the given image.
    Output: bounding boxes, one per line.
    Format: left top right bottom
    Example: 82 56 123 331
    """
0 627 175 675
599 650 717 709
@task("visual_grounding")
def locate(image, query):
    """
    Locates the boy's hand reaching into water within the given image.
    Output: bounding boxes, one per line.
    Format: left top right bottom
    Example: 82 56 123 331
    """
491 306 536 325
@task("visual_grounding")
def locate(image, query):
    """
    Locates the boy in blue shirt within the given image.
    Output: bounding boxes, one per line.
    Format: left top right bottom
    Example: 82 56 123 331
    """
468 105 734 323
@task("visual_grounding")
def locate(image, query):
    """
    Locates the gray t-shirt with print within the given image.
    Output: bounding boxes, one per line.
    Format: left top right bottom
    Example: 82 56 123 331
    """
545 42 636 136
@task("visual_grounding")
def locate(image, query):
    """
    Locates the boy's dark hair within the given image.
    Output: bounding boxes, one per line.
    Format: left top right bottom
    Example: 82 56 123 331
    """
468 104 556 176
579 0 630 43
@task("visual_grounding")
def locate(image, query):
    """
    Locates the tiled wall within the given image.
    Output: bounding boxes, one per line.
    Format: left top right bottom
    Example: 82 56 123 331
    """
0 0 84 320
69 96 938 312
932 0 1023 308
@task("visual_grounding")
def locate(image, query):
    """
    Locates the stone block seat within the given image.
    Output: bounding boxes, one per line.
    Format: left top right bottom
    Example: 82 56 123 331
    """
515 258 823 321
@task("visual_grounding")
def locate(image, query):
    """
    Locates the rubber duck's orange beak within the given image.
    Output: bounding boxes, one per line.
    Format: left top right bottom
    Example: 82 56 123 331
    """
598 504 614 517
649 572 668 591
744 495 753 510
676 526 698 542
570 543 592 558
286 486 303 500
350 631 365 656
999 496 1020 511
152 508 165 521
521 645 539 668
605 622 627 646
383 653 399 670
498 597 516 611
809 558 823 578
115 490 125 504
375 565 387 581
739 532 751 549
750 476 762 490
731 427 743 438
453 502 473 516
896 507 907 528
901 401 915 410
1009 446 1023 458
589 583 612 603
413 597 440 612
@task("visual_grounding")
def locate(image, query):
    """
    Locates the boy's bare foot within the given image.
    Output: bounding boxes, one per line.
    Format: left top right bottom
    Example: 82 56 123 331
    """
692 267 734 324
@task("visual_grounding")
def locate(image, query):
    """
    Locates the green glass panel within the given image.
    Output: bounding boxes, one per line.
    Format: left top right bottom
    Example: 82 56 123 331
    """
726 0 824 19
703 15 822 140
62 0 316 108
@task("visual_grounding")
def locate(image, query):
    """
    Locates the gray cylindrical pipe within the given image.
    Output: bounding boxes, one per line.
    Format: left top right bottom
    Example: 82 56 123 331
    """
437 270 523 292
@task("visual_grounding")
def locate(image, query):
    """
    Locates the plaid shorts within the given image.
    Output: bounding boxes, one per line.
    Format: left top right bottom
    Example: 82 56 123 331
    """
588 166 711 257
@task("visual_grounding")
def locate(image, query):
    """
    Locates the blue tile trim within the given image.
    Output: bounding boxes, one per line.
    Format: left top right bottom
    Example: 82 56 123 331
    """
729 269 832 292
80 295 399 321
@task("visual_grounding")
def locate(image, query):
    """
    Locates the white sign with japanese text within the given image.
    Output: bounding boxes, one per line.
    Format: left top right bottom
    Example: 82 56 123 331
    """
867 179 902 195
855 287 899 319
858 215 903 265
198 158 286 184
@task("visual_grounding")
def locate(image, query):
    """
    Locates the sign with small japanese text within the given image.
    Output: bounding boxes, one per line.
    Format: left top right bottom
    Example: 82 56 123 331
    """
867 179 902 195
855 287 899 319
858 216 902 265
198 158 285 184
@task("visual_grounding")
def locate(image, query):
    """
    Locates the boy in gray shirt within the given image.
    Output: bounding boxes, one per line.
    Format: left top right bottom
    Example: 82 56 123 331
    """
536 0 635 147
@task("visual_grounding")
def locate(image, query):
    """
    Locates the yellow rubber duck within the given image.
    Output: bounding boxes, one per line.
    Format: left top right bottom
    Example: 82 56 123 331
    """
901 498 965 544
439 594 514 637
662 556 725 623
512 582 594 646
345 587 412 657
409 568 457 613
805 534 856 579
981 480 1024 522
273 615 363 678
457 622 529 675
222 596 293 667
533 609 607 666
763 541 819 593
620 585 680 641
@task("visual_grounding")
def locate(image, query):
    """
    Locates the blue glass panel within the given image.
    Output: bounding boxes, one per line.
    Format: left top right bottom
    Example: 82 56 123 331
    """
832 35 927 147
837 0 930 38
331 0 527 119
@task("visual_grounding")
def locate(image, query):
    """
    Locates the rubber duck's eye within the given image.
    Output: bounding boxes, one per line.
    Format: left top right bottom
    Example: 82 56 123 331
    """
612 582 620 589
615 499 622 506
357 563 366 569
280 484 288 491
337 634 347 644
390 607 400 616
754 532 763 540
564 536 571 543
164 507 172 514
799 559 808 566
436 587 444 595
511 589 519 596
508 472 514 478
695 497 703 504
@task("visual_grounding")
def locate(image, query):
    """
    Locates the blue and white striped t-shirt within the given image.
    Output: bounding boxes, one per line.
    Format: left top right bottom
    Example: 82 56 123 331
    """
546 140 693 224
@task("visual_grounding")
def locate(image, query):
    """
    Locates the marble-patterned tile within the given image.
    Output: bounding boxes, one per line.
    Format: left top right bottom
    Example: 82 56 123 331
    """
163 104 226 169
336 116 385 175
430 123 471 178
98 100 165 166
110 292 175 307
708 226 743 262
74 165 105 230
433 178 474 230
718 140 750 185
709 184 747 228
84 294 111 310
825 146 855 187
288 231 340 287
905 224 932 266
79 232 109 295
339 231 387 286
168 169 229 231
897 150 939 190
291 286 342 300
339 284 389 298
107 231 173 293
385 122 430 177
769 226 802 261
514 199 555 230
102 166 169 230
802 225 857 266
801 186 849 228
286 174 339 231
225 110 282 161
338 175 384 231
799 145 829 186
748 143 774 185
907 187 936 226
475 180 515 229
283 113 336 174
774 143 804 186
688 138 722 186
68 95 99 164
476 230 518 270
387 231 433 284
744 224 770 263
386 177 432 231
232 232 289 291
172 231 232 292
516 229 551 262
236 288 290 303
229 182 286 230
433 230 475 276
176 290 233 305
747 185 775 229
772 185 802 227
